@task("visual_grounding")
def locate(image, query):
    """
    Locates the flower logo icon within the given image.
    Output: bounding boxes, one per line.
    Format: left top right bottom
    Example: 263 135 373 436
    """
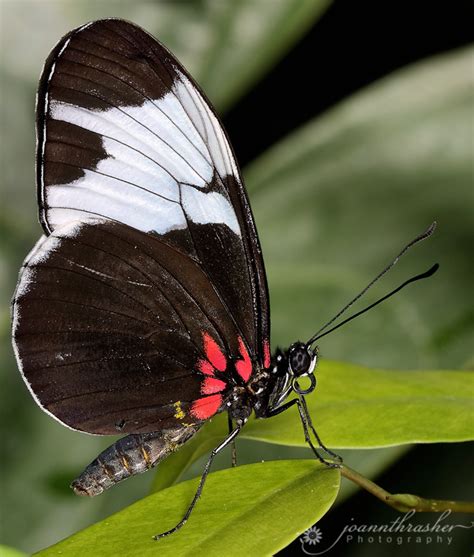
302 526 323 545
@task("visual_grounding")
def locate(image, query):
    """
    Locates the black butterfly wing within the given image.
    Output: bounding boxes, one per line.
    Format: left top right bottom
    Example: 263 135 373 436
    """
13 19 270 435
36 18 270 364
13 219 251 434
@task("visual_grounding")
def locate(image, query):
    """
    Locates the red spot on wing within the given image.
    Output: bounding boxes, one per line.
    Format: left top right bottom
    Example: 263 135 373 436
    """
203 332 227 371
236 337 252 382
197 358 214 376
190 394 223 420
201 377 226 395
263 339 271 369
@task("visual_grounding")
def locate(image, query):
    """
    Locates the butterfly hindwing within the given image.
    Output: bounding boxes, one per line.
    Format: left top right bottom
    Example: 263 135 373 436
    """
12 219 251 434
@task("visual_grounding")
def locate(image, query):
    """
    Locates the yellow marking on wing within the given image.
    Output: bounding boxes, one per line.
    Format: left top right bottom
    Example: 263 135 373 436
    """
174 400 185 420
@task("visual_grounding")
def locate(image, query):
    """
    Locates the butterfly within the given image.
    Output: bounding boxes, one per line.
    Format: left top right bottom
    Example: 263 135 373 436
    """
12 18 437 538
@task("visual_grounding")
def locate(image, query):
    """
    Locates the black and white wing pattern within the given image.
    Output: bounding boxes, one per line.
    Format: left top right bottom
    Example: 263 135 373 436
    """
12 19 270 435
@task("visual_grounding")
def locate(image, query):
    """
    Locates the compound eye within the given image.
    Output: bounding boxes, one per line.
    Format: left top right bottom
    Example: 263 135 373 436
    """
288 343 316 376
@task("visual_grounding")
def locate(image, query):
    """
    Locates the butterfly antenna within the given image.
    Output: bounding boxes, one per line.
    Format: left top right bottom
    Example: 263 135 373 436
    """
308 263 438 343
306 221 437 347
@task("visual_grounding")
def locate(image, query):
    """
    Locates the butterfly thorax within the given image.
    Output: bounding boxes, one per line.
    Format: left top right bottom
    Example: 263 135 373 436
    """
224 349 292 423
254 348 292 418
249 344 318 420
226 366 284 424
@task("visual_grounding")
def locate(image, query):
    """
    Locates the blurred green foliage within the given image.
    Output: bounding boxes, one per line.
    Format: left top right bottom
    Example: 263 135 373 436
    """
0 1 472 555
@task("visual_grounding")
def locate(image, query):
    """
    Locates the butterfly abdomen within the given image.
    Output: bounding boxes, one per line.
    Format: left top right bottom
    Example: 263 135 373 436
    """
71 425 199 496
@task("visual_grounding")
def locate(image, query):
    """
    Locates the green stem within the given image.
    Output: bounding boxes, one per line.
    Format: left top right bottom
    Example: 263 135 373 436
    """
340 464 474 513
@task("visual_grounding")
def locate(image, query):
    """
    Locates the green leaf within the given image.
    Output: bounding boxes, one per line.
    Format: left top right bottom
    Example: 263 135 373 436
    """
36 460 340 557
242 361 474 448
246 47 474 371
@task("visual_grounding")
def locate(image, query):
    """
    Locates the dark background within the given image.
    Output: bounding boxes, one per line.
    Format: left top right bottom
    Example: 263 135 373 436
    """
227 1 473 167
222 2 474 556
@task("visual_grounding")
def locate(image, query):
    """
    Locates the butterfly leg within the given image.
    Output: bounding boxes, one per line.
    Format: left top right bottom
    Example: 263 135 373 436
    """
264 398 341 467
294 397 341 468
298 395 342 462
154 426 242 539
228 413 237 467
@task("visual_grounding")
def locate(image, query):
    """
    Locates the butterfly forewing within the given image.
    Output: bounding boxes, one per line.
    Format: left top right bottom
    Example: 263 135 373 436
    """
13 19 270 434
36 18 269 361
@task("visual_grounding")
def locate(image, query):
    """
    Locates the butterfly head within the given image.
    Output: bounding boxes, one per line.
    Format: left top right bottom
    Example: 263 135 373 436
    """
288 342 317 377
287 342 318 395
